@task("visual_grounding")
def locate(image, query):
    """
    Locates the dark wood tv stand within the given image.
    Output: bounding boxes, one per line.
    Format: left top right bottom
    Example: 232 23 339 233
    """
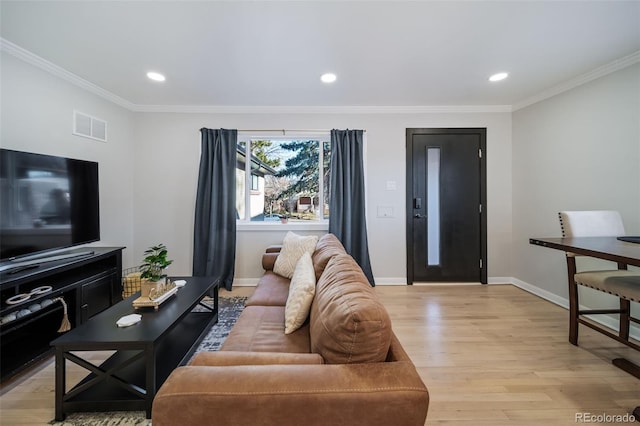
0 247 124 381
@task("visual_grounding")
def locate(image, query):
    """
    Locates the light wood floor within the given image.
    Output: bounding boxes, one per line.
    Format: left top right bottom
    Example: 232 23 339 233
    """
1 284 639 425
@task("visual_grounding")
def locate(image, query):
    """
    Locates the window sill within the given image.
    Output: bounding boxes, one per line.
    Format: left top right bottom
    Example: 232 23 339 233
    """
237 221 329 232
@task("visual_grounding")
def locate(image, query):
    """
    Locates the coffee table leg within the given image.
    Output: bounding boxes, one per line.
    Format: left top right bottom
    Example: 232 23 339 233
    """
145 345 155 419
213 283 218 316
54 348 66 421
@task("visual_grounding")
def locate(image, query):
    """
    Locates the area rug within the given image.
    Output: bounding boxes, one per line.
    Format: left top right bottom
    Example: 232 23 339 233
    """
49 296 247 426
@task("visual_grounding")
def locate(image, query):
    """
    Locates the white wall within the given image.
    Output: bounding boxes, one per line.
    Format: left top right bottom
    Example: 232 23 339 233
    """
0 53 137 266
512 63 640 334
132 111 512 283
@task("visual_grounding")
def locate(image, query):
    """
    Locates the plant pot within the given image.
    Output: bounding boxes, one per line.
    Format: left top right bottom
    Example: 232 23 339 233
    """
280 217 288 224
140 278 165 298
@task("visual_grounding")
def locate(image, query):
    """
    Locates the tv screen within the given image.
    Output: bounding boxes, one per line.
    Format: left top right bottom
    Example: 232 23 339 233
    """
0 149 100 261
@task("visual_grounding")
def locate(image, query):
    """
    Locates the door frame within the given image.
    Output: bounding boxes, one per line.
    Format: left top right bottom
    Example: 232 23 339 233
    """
405 128 487 285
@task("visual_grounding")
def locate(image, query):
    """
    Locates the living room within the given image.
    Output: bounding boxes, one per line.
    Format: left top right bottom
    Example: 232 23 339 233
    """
1 1 639 425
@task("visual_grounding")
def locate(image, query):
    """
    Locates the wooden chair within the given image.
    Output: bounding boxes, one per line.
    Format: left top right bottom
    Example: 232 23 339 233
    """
558 210 640 349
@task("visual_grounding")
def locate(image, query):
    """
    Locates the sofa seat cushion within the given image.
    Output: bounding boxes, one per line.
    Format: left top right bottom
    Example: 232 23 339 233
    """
311 233 347 281
245 271 290 307
221 305 310 353
310 254 392 364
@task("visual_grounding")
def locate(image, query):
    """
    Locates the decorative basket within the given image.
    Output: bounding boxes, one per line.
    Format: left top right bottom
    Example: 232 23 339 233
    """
122 267 143 298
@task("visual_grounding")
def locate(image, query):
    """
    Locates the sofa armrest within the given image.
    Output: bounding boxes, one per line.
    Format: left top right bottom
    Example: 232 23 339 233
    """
262 252 279 271
190 351 324 366
153 362 429 426
265 245 282 253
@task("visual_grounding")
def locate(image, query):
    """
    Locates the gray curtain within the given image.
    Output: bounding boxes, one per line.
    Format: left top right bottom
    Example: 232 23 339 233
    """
193 128 237 290
329 129 375 286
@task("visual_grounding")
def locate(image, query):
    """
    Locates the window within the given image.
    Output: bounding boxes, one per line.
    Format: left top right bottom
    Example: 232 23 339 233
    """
236 136 330 222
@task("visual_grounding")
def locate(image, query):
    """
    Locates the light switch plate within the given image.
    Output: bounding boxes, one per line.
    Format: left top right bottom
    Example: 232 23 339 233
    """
377 206 394 218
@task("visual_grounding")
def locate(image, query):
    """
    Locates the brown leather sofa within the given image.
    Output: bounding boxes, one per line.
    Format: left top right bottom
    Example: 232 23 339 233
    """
153 234 429 426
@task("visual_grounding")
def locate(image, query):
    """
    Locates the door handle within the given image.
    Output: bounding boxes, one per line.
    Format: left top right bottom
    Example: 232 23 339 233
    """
414 214 426 219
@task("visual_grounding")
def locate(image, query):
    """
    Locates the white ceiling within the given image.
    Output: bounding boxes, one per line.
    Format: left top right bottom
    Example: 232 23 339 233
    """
1 1 639 109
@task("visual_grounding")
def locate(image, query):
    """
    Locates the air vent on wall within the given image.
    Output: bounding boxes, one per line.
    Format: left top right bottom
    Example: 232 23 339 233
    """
73 110 107 142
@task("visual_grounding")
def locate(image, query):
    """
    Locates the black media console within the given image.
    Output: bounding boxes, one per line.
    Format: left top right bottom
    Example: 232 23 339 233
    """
0 247 124 381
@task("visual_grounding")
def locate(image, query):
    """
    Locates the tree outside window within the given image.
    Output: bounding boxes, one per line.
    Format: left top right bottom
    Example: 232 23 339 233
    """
235 138 329 222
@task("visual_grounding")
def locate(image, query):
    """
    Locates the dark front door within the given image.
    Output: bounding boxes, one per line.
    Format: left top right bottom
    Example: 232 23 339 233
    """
406 128 487 283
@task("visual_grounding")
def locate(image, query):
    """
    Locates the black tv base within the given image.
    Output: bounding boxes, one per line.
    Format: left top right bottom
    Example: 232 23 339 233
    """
0 250 96 273
0 247 124 381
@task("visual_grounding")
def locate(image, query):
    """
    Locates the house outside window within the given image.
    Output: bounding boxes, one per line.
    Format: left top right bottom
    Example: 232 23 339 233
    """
236 136 330 222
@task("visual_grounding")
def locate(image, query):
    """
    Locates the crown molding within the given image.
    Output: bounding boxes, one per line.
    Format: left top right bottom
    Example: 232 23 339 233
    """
132 104 512 114
512 50 640 111
3 37 636 115
1 37 136 111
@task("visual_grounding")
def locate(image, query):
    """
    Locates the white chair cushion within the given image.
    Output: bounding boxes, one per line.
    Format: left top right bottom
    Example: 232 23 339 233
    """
575 270 640 302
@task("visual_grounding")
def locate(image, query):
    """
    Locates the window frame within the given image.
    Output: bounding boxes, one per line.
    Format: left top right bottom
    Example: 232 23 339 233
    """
236 132 331 230
250 174 259 191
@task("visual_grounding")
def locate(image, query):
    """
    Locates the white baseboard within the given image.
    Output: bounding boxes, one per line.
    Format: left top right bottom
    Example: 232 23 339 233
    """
413 281 484 286
235 276 503 286
510 277 570 309
232 278 259 287
373 278 407 285
488 277 516 285
233 277 407 286
235 276 520 287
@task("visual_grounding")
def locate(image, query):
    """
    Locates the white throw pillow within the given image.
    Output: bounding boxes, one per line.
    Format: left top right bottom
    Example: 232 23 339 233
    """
284 252 316 334
273 231 319 279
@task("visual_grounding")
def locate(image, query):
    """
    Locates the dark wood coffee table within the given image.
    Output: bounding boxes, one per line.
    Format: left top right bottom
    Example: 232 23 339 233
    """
51 276 219 420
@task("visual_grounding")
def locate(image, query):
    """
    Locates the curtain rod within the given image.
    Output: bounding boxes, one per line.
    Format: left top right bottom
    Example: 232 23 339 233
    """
237 129 366 134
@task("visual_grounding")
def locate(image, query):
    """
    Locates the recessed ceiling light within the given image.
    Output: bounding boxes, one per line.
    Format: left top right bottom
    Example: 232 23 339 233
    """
489 72 509 82
321 73 337 83
147 71 166 82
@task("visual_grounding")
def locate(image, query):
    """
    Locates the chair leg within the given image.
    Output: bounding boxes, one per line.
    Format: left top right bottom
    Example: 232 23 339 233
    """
567 257 579 345
619 298 630 340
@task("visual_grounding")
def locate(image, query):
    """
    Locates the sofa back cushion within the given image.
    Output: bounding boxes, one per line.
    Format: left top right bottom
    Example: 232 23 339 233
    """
310 254 391 364
311 233 347 281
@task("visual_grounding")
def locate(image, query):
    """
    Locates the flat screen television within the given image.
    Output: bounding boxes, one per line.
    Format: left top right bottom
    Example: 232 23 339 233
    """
0 149 100 262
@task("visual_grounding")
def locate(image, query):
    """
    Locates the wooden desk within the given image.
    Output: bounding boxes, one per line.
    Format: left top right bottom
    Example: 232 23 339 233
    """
530 237 640 420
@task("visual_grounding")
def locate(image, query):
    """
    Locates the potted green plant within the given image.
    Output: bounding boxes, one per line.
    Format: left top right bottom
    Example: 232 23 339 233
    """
139 244 173 297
